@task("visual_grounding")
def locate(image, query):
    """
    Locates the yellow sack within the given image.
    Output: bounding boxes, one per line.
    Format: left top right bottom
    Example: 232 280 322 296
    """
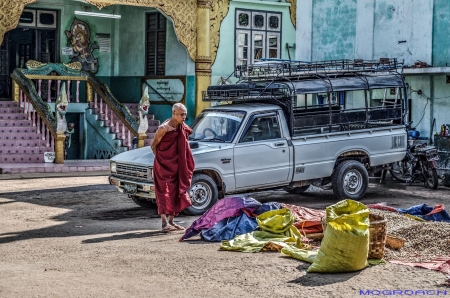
307 199 369 273
256 208 295 234
281 246 318 263
220 208 303 253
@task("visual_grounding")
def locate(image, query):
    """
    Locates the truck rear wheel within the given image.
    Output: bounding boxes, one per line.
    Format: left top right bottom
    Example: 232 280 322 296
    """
332 160 369 200
183 173 218 215
130 196 157 209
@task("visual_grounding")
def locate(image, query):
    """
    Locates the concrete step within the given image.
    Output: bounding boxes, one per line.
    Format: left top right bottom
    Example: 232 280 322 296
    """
0 120 32 127
0 147 48 155
0 133 43 141
0 107 23 113
0 114 28 120
0 161 111 174
0 101 20 108
0 154 45 163
0 127 38 134
148 126 158 133
148 120 160 126
0 139 51 147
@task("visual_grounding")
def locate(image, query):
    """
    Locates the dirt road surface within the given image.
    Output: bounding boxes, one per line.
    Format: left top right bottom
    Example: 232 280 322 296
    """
0 176 449 297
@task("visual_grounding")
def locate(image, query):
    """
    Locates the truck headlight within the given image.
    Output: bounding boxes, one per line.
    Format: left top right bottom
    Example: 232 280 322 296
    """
110 162 117 173
147 167 153 179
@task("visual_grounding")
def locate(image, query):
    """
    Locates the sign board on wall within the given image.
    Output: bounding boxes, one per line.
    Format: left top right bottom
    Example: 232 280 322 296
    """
96 33 111 53
142 76 186 103
61 47 73 56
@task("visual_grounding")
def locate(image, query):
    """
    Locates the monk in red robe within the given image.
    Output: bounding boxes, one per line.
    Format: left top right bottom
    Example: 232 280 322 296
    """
151 103 195 232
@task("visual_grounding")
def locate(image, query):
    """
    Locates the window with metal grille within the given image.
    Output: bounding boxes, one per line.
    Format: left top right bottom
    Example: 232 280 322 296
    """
235 10 281 67
146 12 166 75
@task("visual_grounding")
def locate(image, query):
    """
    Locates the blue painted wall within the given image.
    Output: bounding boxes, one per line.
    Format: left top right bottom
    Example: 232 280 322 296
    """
212 0 296 84
311 0 356 61
295 0 450 142
432 0 450 66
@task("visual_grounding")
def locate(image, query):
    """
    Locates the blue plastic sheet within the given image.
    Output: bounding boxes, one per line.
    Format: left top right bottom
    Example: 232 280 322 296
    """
396 204 450 222
201 213 258 241
181 197 282 242
181 197 261 241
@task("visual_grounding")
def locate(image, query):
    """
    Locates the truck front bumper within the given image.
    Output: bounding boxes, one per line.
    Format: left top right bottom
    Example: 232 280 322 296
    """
109 175 156 199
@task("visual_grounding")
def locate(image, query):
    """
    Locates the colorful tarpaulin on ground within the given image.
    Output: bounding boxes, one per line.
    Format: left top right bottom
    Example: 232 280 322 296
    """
180 197 261 241
368 203 450 222
389 257 450 285
220 208 304 253
180 197 282 241
282 203 326 234
182 197 329 242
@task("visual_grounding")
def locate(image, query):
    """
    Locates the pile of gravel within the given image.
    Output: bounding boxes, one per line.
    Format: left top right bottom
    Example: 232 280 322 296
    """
369 209 450 262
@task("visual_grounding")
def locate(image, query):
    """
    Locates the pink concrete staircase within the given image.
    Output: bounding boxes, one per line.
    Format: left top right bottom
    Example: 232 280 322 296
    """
0 100 51 163
0 100 159 166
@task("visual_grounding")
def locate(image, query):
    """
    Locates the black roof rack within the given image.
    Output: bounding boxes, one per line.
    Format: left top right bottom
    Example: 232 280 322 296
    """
202 83 290 102
235 58 403 80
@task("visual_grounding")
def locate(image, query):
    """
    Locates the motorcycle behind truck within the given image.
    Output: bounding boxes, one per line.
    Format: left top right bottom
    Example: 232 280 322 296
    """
390 122 440 189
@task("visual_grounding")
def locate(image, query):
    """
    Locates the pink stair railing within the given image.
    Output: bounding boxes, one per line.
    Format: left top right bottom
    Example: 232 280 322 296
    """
19 89 54 150
93 91 133 149
24 74 140 151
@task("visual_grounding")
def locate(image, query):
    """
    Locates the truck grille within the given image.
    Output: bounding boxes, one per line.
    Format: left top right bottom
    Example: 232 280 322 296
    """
116 164 151 181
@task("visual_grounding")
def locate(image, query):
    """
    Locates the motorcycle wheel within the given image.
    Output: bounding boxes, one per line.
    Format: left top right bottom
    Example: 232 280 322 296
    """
422 162 439 189
389 160 412 183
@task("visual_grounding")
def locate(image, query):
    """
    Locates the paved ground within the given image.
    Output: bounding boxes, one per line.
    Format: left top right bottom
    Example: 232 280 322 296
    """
0 176 449 297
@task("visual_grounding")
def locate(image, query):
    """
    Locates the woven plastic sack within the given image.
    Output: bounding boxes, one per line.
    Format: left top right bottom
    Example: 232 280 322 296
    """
256 208 295 234
307 199 370 273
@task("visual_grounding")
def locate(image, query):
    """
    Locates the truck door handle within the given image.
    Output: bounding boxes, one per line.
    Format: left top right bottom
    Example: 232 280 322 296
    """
274 142 285 146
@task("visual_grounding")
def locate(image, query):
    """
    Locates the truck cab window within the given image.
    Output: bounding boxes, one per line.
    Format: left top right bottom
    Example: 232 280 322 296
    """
240 115 281 142
190 110 246 142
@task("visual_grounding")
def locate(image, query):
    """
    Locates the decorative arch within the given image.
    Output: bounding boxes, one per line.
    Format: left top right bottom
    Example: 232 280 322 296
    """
286 0 297 28
0 0 294 64
0 0 37 41
86 0 199 61
86 0 231 64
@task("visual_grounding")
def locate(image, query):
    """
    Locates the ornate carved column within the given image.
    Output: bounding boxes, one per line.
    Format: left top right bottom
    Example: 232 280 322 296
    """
12 80 19 102
138 133 147 148
86 82 93 103
54 133 66 164
195 0 212 116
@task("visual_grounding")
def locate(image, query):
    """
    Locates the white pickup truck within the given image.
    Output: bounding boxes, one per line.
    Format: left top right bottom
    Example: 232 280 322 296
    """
109 59 408 215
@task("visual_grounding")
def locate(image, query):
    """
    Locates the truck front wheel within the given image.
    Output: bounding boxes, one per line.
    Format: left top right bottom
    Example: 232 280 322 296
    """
183 173 218 215
332 160 369 200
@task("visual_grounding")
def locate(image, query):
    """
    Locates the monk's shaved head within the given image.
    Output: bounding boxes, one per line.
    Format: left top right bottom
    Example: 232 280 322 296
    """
172 103 187 113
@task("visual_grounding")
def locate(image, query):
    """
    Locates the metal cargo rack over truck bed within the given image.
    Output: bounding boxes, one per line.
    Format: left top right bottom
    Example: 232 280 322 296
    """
203 58 407 138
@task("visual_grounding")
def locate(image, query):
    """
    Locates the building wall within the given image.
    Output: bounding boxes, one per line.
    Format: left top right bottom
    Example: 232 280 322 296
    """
212 0 296 84
432 0 450 66
25 0 195 124
113 5 196 123
297 0 433 65
23 0 295 124
311 0 356 61
296 0 450 141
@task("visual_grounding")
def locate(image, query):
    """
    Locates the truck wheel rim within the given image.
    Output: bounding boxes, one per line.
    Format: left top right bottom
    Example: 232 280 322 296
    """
189 182 211 209
343 170 363 195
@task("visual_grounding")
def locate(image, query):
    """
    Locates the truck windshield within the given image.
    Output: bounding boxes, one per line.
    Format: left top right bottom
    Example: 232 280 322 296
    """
189 110 246 142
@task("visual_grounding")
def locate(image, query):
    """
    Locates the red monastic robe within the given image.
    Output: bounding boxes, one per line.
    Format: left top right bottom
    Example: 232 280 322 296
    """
153 122 194 215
